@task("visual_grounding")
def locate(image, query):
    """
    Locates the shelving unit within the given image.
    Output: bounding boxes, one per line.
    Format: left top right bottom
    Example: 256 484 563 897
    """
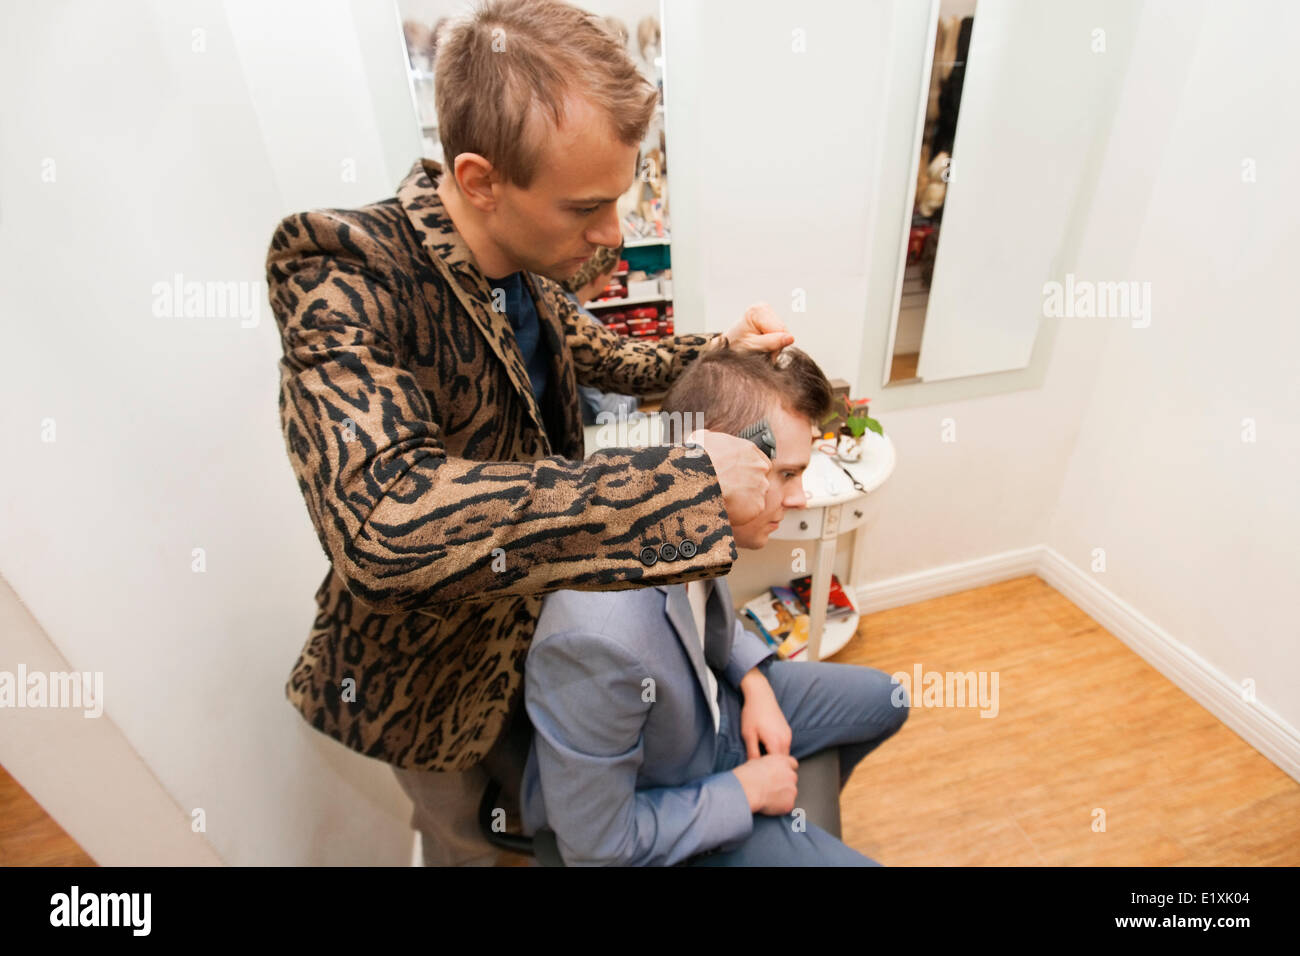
583 293 673 310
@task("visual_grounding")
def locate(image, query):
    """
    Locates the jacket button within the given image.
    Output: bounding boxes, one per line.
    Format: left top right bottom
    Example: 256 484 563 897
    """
639 546 659 567
659 542 679 562
677 540 697 558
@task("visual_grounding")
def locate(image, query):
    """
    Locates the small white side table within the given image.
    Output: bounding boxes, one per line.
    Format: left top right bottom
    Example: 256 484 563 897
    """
769 432 897 661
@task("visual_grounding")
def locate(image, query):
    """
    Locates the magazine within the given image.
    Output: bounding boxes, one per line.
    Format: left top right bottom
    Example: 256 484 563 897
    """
789 574 855 619
741 588 812 659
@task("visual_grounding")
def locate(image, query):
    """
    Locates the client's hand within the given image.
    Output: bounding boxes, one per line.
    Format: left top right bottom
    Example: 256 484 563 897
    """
732 754 799 816
739 668 792 758
686 428 772 526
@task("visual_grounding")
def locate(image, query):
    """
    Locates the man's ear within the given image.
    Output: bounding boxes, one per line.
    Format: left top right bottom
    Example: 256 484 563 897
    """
452 153 498 212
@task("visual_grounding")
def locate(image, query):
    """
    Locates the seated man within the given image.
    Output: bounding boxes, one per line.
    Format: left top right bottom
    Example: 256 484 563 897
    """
519 347 909 866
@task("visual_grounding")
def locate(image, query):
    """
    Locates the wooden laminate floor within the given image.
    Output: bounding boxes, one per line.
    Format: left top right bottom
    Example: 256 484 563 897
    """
0 764 95 866
4 575 1296 866
836 574 1300 865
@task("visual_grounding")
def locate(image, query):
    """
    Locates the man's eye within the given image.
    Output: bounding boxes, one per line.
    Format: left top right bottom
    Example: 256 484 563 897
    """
575 206 599 215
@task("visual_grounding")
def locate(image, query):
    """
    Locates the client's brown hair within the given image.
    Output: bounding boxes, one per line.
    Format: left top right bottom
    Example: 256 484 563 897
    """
660 346 833 437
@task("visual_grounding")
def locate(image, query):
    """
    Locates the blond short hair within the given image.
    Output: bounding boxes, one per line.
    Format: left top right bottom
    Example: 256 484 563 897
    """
435 0 659 189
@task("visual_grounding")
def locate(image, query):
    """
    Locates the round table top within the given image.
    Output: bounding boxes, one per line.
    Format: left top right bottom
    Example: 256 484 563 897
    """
801 431 897 508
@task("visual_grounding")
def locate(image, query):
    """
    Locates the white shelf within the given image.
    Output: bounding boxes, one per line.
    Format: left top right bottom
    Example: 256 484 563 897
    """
623 236 671 248
583 294 672 309
795 603 860 661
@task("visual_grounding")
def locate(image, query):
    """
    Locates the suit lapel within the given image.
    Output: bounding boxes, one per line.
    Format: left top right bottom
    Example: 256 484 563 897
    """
662 583 721 709
702 578 733 672
396 158 550 450
524 272 584 460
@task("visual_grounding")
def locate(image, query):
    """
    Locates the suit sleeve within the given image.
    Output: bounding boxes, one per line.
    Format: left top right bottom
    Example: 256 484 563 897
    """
267 212 736 614
554 286 722 395
525 630 753 866
724 618 777 689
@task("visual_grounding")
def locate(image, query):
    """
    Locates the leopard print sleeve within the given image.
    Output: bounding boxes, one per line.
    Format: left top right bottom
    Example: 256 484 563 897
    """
547 283 721 394
267 212 736 615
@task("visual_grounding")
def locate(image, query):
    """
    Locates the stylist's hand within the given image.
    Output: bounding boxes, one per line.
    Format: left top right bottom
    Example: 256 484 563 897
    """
687 429 771 526
715 302 795 356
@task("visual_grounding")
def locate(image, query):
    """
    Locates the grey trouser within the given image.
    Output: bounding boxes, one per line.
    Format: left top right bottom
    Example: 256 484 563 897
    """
686 658 909 866
390 706 533 866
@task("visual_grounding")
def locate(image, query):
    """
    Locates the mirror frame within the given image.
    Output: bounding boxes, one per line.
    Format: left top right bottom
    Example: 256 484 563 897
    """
858 0 1137 413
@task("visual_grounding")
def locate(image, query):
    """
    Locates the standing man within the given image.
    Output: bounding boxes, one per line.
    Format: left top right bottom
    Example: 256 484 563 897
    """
265 0 792 865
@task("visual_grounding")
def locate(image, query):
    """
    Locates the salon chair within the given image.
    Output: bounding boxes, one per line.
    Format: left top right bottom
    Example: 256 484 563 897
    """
479 745 843 867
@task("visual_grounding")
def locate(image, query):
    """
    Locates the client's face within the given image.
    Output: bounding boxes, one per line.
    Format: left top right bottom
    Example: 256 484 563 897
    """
731 403 814 550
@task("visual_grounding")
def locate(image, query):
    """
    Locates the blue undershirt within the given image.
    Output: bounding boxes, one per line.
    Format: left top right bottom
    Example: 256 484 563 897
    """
487 271 551 404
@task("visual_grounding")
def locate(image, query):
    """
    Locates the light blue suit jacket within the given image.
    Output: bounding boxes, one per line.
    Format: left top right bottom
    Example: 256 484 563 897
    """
520 577 776 866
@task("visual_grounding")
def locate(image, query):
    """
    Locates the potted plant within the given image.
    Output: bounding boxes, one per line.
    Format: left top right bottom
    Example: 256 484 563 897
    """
820 396 883 462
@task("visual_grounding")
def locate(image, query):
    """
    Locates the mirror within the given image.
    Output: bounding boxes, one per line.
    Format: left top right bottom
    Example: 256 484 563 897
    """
886 0 977 386
874 0 1143 398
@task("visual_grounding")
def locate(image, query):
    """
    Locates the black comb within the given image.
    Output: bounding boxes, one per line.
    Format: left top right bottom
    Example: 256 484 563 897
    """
738 418 777 459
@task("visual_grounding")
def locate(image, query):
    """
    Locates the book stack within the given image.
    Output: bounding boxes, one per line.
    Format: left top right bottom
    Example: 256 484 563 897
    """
740 575 856 660
789 575 856 620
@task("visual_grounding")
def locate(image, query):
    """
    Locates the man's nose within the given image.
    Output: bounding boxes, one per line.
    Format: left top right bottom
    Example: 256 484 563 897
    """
587 206 622 249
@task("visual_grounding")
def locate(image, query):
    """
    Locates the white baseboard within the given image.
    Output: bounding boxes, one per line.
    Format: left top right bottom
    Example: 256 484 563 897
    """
1036 546 1300 784
853 546 1300 785
854 545 1045 615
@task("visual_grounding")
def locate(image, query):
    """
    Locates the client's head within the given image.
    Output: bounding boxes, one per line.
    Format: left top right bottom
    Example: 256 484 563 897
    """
661 346 833 550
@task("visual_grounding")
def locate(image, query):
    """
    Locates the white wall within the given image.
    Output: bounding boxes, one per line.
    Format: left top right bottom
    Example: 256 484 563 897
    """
1048 0 1300 732
0 0 421 864
663 0 890 385
663 0 1107 596
667 0 1298 758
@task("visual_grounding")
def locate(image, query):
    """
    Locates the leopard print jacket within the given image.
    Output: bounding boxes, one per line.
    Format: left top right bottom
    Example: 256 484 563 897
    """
266 158 736 772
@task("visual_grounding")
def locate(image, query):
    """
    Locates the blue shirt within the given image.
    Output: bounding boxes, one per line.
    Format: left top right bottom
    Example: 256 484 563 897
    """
487 271 551 404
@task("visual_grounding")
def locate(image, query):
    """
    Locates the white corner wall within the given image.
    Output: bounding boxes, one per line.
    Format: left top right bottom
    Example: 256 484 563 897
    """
0 0 422 864
670 0 1299 775
663 0 1114 596
1047 0 1300 735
